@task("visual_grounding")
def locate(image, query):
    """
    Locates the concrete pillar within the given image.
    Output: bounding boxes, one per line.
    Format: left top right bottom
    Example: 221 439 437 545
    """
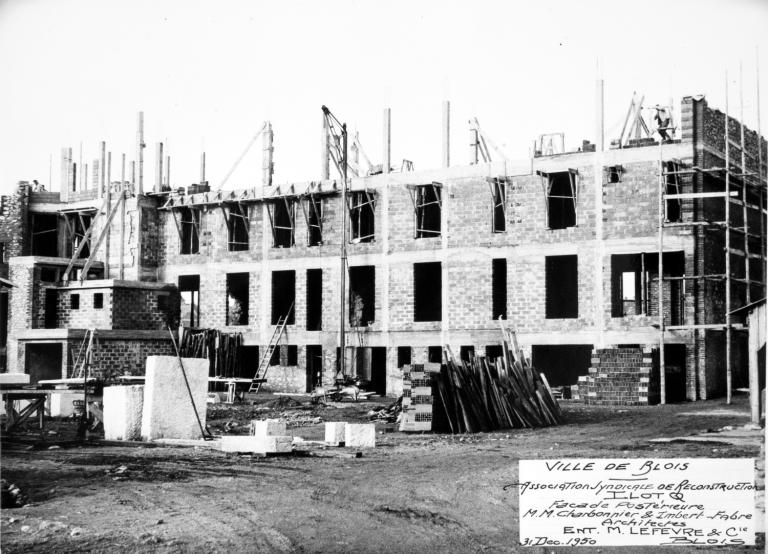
321 114 330 180
595 79 604 152
442 101 450 168
136 111 144 195
99 141 106 199
263 122 273 186
155 143 163 193
383 108 391 174
60 147 72 201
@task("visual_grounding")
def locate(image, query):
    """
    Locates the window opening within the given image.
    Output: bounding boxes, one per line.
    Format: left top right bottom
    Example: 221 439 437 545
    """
93 293 103 309
271 270 296 325
348 191 375 243
225 203 249 251
179 275 200 327
492 258 507 320
349 265 375 326
664 160 682 222
71 294 80 310
397 347 411 368
408 183 442 238
173 207 200 255
266 197 296 248
414 262 442 321
488 177 507 232
226 273 249 326
539 169 578 229
545 255 578 318
306 269 322 331
300 194 324 246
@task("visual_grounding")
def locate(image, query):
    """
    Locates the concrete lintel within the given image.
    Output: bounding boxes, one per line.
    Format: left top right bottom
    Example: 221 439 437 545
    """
8 256 103 269
56 279 177 292
15 329 175 341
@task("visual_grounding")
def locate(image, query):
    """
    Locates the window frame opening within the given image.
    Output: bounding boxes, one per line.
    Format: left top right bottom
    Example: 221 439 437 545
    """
179 275 200 327
225 202 250 252
226 272 250 326
488 177 507 233
539 169 578 229
414 262 442 322
349 265 375 327
408 183 442 238
544 254 578 319
271 270 296 325
347 191 376 243
266 197 296 248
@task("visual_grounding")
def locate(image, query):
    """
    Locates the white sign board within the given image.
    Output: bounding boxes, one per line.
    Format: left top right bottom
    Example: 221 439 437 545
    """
518 458 755 547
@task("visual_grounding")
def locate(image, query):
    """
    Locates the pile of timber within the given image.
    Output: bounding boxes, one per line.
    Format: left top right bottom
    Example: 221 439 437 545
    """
431 331 563 433
179 328 244 378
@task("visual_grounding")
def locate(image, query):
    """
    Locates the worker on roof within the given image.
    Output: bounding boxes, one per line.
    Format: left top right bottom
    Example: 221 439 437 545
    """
654 106 672 141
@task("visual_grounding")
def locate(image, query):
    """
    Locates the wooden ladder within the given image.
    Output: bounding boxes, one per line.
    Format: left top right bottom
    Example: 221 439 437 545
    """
248 303 293 393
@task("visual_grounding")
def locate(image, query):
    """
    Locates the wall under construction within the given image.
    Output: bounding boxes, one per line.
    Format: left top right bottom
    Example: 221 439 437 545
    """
1 94 765 404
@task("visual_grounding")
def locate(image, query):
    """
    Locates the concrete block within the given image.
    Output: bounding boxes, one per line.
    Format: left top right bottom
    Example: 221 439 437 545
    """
325 422 346 445
251 419 287 438
0 373 30 385
49 390 81 418
219 435 293 453
345 423 375 448
104 385 144 440
141 356 208 441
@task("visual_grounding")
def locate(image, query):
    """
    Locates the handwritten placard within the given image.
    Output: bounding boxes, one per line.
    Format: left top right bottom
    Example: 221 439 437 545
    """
518 458 755 547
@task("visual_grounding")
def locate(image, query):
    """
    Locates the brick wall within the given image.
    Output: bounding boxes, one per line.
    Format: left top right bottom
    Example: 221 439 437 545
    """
53 282 179 330
0 183 30 278
575 346 659 406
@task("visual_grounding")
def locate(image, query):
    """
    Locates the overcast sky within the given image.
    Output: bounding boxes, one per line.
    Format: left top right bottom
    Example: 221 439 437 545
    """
0 0 766 194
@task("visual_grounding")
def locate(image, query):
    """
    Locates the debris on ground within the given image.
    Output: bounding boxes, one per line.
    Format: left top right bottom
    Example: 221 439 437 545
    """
368 397 402 423
1 479 28 508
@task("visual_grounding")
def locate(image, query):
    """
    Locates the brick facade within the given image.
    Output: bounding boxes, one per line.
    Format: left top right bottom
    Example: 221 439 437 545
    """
1 97 765 403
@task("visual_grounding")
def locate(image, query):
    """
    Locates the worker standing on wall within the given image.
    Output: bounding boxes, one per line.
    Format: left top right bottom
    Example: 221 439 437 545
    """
654 106 672 141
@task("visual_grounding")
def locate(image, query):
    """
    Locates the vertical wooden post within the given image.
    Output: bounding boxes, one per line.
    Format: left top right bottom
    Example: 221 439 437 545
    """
200 152 206 184
165 155 171 190
99 141 106 199
321 115 330 180
263 122 273 187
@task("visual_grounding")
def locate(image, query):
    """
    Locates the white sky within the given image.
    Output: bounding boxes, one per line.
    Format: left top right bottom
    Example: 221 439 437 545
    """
0 0 767 194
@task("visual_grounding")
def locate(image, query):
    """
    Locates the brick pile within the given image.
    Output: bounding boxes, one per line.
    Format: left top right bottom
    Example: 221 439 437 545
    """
574 347 659 406
399 363 439 432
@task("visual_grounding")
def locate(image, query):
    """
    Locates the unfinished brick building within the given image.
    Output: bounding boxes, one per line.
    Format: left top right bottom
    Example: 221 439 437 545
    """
1 91 765 405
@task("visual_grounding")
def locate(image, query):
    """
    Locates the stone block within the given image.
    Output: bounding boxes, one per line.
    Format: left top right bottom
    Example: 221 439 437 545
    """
219 435 293 453
104 385 144 440
0 373 30 385
345 423 375 448
325 422 346 446
251 419 287 438
49 390 81 418
141 356 208 441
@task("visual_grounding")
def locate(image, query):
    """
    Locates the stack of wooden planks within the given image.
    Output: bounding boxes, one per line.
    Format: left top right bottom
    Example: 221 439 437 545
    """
179 328 244 378
431 328 563 433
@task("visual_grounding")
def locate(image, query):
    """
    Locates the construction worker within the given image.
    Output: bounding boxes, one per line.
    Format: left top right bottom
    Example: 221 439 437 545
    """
655 106 672 141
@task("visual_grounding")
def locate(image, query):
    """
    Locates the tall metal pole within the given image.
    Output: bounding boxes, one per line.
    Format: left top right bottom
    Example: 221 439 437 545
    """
339 123 348 377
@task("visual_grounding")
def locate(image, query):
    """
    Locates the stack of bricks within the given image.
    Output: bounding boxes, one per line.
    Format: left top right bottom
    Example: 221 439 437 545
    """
399 363 437 432
576 347 659 406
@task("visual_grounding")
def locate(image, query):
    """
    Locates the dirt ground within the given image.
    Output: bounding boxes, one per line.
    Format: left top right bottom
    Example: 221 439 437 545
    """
0 393 763 553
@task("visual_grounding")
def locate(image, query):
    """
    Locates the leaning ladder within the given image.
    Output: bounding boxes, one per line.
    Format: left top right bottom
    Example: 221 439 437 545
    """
248 303 293 393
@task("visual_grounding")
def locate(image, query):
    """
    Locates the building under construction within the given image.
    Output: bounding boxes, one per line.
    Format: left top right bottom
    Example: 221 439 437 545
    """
1 88 766 405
